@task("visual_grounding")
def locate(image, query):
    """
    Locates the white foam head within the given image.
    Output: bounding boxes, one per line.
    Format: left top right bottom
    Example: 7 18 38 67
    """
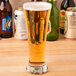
23 2 52 11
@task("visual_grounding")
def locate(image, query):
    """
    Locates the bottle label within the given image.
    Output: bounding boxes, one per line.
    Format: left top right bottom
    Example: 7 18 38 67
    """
47 20 51 34
60 10 65 29
2 16 12 31
65 11 76 39
14 11 27 39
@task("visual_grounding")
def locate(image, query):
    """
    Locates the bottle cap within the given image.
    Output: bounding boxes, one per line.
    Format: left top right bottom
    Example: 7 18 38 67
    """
14 7 24 15
72 7 76 12
67 7 73 11
67 7 76 12
18 7 23 11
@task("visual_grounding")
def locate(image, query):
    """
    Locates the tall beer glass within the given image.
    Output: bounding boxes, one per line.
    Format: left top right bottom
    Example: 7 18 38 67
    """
23 2 51 74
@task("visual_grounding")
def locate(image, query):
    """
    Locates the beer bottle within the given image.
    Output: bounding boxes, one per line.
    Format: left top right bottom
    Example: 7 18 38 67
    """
60 0 75 34
0 0 1 37
47 0 59 41
0 0 13 38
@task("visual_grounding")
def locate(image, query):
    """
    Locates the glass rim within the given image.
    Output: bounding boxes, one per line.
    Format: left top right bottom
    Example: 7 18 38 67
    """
23 2 52 11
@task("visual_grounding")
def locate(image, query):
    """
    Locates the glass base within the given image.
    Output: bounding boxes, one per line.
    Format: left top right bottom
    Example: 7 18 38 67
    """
26 63 48 74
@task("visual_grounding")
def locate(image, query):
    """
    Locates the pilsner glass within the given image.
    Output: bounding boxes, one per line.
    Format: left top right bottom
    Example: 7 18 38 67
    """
23 2 51 74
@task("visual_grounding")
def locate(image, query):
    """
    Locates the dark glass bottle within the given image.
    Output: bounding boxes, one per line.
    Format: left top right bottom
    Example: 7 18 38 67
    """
47 0 59 41
60 0 75 34
0 0 1 37
0 0 13 38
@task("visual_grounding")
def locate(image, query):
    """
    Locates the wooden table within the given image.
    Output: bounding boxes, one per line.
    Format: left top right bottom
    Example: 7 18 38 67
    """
0 36 76 76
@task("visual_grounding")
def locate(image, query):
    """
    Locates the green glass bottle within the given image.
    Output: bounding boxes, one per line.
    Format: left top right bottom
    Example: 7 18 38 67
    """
47 0 59 41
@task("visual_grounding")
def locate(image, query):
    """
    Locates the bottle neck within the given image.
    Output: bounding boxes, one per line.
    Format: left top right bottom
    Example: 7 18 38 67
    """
32 0 42 1
2 0 9 2
49 0 56 6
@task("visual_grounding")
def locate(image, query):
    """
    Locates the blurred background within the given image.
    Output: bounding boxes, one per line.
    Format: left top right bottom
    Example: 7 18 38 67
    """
9 0 76 11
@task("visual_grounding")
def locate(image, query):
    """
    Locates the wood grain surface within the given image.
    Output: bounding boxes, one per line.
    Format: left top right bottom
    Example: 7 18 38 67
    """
0 0 76 76
0 36 76 76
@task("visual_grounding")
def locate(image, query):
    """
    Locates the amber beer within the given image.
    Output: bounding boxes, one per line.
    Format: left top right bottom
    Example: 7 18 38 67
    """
25 10 51 62
23 2 51 74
